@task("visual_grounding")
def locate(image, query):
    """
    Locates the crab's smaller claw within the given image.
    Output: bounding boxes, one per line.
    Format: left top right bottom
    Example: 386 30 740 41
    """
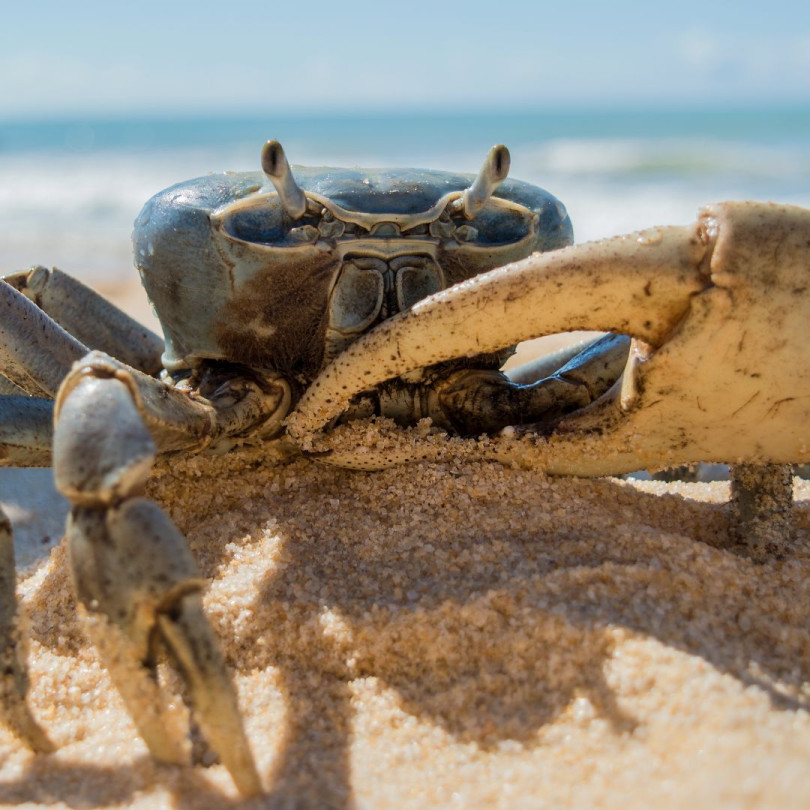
156 591 260 788
0 510 55 752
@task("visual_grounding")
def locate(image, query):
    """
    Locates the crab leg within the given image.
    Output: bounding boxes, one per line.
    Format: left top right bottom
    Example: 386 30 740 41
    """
0 375 28 396
53 368 262 796
0 506 54 752
3 267 164 376
0 395 53 467
0 280 88 397
66 501 262 794
729 464 795 557
50 353 293 797
0 286 86 750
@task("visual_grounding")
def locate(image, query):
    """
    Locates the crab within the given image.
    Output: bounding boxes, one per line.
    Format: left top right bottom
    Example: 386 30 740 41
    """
1 139 809 797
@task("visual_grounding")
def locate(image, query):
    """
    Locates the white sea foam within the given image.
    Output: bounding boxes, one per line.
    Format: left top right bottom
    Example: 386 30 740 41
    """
1 133 808 283
519 137 810 179
0 147 250 280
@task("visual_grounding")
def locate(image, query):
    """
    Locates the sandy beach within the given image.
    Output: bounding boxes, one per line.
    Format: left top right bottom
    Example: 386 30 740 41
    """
1 435 809 809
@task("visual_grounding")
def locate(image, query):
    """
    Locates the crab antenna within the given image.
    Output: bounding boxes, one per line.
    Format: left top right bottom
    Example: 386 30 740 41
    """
261 139 308 220
459 144 511 219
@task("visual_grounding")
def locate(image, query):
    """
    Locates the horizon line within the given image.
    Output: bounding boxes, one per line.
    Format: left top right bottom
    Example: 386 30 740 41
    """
2 102 810 126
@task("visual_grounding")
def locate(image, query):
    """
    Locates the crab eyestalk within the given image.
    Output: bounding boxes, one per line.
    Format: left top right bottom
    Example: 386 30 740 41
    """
261 139 308 220
455 144 511 219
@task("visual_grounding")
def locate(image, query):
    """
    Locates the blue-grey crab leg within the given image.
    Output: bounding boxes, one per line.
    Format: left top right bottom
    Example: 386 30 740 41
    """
0 395 53 467
430 333 632 434
0 283 80 753
0 375 28 396
0 506 55 752
0 280 88 397
3 267 164 376
50 352 290 798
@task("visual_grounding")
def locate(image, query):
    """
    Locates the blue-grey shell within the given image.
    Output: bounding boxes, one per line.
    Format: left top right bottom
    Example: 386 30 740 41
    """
133 167 573 377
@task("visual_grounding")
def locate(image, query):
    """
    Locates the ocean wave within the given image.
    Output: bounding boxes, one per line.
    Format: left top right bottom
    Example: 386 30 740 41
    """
1 134 809 282
516 137 810 182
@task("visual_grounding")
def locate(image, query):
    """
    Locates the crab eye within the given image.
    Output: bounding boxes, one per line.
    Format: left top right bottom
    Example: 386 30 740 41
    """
221 205 286 244
455 207 532 246
219 202 325 247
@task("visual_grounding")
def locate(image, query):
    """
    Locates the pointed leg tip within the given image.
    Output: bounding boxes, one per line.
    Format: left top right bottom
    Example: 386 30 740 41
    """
20 718 56 754
66 494 259 795
0 695 56 754
231 762 264 799
157 594 262 796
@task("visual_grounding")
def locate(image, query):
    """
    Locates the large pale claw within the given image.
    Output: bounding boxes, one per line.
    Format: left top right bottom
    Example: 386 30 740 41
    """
289 202 810 475
0 510 54 752
68 502 262 797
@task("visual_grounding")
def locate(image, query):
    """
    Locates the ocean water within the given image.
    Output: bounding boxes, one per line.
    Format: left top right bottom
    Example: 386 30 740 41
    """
1 108 809 285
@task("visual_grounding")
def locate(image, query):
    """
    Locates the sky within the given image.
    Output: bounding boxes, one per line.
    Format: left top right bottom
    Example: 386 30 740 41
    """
1 0 809 118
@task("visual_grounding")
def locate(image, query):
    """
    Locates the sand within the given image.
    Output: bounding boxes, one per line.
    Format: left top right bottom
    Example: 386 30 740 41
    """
1 433 809 809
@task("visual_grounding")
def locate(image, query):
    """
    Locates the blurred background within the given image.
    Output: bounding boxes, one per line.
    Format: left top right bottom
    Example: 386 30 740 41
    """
1 0 809 556
2 0 809 325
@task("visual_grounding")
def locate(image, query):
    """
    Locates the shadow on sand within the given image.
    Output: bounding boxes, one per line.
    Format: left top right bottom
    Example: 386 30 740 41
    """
4 457 809 807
